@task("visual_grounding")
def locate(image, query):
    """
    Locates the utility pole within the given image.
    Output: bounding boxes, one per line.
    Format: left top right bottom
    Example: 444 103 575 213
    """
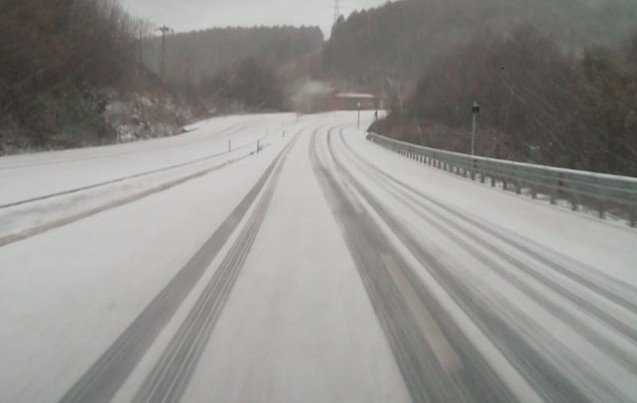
471 101 480 156
157 25 173 82
139 27 143 66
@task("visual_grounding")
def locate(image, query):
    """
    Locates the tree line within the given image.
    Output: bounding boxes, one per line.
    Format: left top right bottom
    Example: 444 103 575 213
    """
0 0 150 151
144 26 323 103
377 26 637 177
323 0 637 93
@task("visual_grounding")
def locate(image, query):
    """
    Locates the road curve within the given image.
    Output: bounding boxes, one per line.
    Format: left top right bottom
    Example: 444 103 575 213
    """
0 112 635 403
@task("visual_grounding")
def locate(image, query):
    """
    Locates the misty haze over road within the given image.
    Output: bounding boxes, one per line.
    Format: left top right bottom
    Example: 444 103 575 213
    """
1 112 636 402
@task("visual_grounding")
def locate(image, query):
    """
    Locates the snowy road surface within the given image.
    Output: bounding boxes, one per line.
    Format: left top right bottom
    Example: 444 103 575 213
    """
1 112 636 402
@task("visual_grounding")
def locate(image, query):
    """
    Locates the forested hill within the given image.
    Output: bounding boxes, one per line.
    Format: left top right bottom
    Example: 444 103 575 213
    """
0 0 172 153
146 26 324 88
323 0 637 90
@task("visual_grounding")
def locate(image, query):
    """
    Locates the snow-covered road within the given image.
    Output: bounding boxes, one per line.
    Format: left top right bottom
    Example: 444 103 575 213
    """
1 112 636 402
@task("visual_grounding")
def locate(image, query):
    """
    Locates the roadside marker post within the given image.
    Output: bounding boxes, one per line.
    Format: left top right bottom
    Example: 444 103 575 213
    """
471 101 480 156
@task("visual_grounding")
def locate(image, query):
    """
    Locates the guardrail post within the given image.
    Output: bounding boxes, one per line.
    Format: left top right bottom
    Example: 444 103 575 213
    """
598 200 604 219
630 209 636 227
551 172 563 205
471 160 476 181
571 194 579 211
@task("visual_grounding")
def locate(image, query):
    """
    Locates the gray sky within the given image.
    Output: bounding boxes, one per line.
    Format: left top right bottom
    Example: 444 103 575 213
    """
119 0 393 38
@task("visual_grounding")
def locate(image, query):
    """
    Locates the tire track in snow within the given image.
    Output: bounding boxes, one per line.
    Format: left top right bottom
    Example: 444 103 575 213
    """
0 124 254 209
352 131 637 314
338 129 637 374
0 154 250 247
58 130 300 403
132 131 301 403
332 129 632 401
309 127 517 403
340 130 637 345
0 128 282 247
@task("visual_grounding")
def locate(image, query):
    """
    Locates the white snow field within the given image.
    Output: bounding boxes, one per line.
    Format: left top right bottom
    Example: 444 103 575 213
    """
1 111 636 403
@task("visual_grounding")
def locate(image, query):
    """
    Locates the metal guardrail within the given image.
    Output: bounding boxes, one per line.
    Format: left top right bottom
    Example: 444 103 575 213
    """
366 132 637 227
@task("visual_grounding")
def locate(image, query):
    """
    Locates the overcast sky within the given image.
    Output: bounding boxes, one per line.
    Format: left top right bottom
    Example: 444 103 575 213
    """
119 0 393 38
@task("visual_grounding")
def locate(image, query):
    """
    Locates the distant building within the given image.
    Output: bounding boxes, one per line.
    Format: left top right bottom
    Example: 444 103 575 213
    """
292 86 381 114
332 93 378 110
